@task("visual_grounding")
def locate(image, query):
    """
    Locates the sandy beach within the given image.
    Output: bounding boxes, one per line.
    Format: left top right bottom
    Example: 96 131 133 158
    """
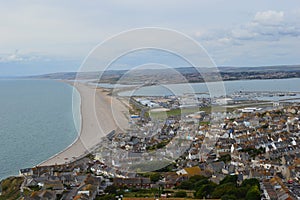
39 82 129 166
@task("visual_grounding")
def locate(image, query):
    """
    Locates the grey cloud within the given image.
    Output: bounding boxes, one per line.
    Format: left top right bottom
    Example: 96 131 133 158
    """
230 10 300 42
253 10 284 26
0 51 47 63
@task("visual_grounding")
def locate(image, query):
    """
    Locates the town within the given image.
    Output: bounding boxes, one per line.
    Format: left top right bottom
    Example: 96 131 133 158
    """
2 99 300 200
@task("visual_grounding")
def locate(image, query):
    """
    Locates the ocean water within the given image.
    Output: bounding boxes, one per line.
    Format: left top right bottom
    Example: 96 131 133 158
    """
0 79 80 180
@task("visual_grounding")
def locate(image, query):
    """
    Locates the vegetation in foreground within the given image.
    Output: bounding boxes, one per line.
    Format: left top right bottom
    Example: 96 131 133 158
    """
177 175 261 200
0 176 24 200
97 175 261 200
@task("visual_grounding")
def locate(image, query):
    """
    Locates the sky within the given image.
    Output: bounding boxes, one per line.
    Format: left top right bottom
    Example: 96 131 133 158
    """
0 0 300 76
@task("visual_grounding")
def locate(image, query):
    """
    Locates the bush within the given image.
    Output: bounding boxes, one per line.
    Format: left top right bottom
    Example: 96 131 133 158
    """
28 185 41 191
235 187 249 199
241 178 260 188
0 177 24 200
96 194 115 200
174 191 187 198
211 183 236 199
104 185 117 194
150 173 161 183
246 185 260 200
219 154 231 163
189 175 207 183
220 175 238 185
194 179 209 190
221 194 237 200
195 183 217 198
177 180 194 190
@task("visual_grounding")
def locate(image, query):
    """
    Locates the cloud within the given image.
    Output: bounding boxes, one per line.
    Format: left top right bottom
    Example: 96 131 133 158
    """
254 10 284 26
0 50 47 63
0 0 299 75
0 50 23 62
231 29 258 40
228 10 300 42
193 9 300 67
197 10 300 44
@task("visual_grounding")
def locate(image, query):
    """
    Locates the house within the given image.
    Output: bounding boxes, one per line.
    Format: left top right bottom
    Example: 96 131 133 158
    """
23 177 39 187
19 168 33 176
163 172 181 189
207 161 225 174
268 176 294 200
78 191 90 196
74 195 89 200
262 180 278 200
215 98 234 105
222 164 236 175
249 169 268 180
176 166 201 177
43 180 64 192
237 173 244 185
113 177 151 189
210 174 225 184
29 190 57 200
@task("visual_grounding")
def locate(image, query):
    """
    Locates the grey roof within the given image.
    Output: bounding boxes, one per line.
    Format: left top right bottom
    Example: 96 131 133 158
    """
20 168 32 173
209 161 225 172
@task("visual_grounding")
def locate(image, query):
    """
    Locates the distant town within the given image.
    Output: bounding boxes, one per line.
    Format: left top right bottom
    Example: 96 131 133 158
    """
29 65 300 85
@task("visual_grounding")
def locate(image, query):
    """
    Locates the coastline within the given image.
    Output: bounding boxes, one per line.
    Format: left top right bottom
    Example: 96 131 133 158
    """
38 81 129 166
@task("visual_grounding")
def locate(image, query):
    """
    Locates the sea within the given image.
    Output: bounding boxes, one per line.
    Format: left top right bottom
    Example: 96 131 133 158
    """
0 79 80 181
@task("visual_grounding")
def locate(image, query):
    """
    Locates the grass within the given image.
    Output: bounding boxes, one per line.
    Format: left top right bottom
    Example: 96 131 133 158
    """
225 101 273 110
149 106 227 120
123 188 159 198
149 107 200 119
123 188 196 199
0 176 24 200
199 121 210 125
149 101 275 120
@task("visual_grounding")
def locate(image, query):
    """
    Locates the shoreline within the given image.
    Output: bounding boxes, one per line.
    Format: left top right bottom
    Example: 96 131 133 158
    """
38 81 129 166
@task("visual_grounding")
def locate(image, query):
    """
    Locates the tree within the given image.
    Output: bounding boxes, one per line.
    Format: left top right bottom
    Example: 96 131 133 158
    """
220 175 238 185
246 185 261 200
150 173 161 183
104 185 117 194
234 187 248 199
194 179 209 190
211 183 236 199
174 191 187 197
177 180 193 190
189 175 207 183
219 154 231 163
221 194 237 200
241 178 260 188
195 183 217 198
96 194 116 200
